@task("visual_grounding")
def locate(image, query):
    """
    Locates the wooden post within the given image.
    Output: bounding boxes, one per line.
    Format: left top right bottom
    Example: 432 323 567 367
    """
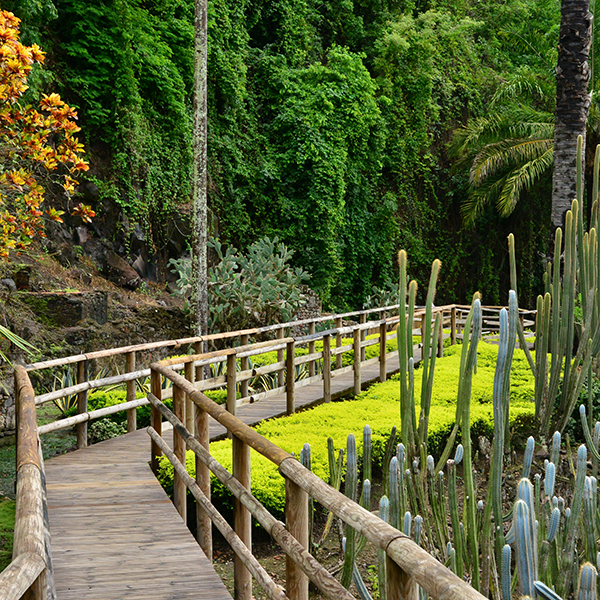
126 351 136 433
353 328 361 396
227 353 237 417
308 322 316 377
386 555 418 600
194 367 212 559
76 360 88 449
437 313 444 358
150 368 162 473
285 478 309 600
277 328 285 387
233 434 252 600
360 313 366 362
323 334 331 403
173 383 187 522
195 340 203 381
335 317 342 370
240 334 249 399
451 306 457 345
184 362 195 435
286 340 296 414
380 321 387 383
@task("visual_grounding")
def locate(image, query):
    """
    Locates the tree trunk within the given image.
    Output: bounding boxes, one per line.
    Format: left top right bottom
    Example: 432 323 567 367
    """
193 0 209 337
551 0 592 229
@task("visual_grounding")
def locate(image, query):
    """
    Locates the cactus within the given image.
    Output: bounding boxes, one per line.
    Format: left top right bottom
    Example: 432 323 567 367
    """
501 544 511 600
363 424 372 484
523 436 535 479
535 580 564 600
341 434 358 588
389 457 400 530
378 496 389 600
577 563 598 600
514 499 536 598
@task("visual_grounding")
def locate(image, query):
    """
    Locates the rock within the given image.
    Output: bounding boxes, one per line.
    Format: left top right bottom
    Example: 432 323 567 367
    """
105 251 141 290
75 226 89 244
15 266 31 290
132 254 147 278
17 291 108 326
0 278 16 292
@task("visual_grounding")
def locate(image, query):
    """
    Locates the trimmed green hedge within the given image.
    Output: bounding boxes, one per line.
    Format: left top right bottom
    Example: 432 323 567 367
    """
157 342 535 517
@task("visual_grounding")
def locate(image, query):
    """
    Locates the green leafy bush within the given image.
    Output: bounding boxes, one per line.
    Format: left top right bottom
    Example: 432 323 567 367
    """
157 342 535 516
88 418 126 444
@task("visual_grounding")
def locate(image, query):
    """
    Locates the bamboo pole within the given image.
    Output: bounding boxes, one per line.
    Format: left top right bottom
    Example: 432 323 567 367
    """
437 314 444 358
173 383 187 522
126 351 136 433
285 478 309 600
76 360 88 449
277 328 285 387
380 321 387 383
233 434 252 600
150 368 162 473
286 340 295 414
195 397 212 559
323 334 331 403
308 323 316 377
353 328 361 395
451 307 457 345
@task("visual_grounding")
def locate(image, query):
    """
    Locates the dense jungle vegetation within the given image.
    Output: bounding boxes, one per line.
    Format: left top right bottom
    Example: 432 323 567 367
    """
3 0 562 309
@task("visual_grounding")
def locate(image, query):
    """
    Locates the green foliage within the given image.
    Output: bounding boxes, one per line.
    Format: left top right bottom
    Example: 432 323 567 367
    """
157 341 535 515
88 418 126 444
0 498 15 571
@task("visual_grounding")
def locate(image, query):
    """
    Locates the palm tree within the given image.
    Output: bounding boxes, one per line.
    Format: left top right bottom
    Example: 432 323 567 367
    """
451 70 555 225
551 0 592 228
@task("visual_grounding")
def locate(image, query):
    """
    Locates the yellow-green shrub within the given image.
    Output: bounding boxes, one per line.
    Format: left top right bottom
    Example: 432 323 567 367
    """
157 342 535 516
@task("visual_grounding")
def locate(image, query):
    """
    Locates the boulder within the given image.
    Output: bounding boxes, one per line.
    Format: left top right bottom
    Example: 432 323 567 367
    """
105 251 141 290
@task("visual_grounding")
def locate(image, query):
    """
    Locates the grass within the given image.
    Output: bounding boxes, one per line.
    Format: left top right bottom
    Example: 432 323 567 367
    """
0 498 15 570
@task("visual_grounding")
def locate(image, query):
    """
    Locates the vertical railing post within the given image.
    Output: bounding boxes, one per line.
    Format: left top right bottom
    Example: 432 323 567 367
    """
195 340 203 381
437 311 444 358
173 382 186 522
184 362 195 437
150 368 162 473
233 435 252 600
277 328 285 388
286 340 296 414
380 319 387 383
323 334 331 402
308 322 316 377
353 327 361 396
359 313 366 361
76 359 88 449
240 334 249 400
285 477 309 600
227 352 237 416
451 306 457 345
126 351 136 433
386 555 418 600
335 317 342 370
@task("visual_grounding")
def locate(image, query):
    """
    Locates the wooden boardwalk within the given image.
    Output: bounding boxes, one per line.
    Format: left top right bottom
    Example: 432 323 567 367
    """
44 350 406 599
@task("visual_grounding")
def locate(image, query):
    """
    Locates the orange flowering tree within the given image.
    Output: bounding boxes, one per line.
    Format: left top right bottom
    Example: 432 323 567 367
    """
0 10 93 258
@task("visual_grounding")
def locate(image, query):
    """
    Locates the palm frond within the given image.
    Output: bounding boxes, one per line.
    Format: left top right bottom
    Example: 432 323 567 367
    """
0 324 37 364
470 138 553 186
495 146 554 216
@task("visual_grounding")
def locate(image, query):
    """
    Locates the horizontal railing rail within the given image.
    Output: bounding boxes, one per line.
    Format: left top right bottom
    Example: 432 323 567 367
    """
26 303 536 448
1 367 55 600
148 358 488 600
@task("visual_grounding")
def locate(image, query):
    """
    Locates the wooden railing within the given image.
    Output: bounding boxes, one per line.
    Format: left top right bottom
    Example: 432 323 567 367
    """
147 356 488 600
26 303 536 448
0 367 55 600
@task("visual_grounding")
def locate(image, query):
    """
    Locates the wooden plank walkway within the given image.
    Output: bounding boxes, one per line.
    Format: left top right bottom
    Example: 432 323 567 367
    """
44 348 409 599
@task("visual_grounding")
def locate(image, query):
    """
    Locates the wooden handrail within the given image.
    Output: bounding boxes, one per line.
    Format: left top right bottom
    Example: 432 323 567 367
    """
3 367 55 600
150 363 488 600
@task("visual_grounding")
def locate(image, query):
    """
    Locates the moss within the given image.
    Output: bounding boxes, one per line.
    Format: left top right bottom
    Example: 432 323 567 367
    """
0 498 15 571
158 341 535 516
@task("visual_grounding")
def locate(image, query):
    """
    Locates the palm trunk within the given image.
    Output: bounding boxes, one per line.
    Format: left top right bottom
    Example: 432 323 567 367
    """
193 0 209 337
551 0 592 229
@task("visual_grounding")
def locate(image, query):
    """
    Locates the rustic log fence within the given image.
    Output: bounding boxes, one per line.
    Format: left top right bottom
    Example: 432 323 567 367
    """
26 304 535 448
0 367 55 600
147 359 489 600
